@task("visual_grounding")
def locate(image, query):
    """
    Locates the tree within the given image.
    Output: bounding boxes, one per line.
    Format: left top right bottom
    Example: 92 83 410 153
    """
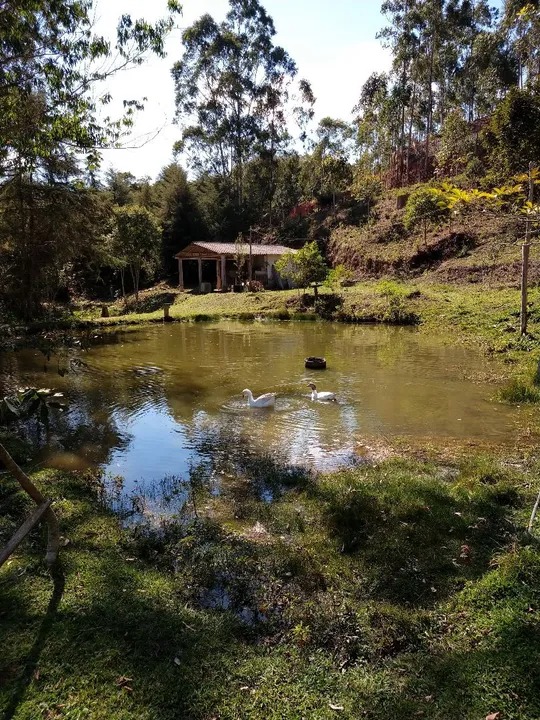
172 0 312 218
1 0 180 180
110 205 161 302
404 187 450 244
0 0 179 318
154 164 205 278
275 241 328 297
0 167 111 317
299 118 353 209
436 110 477 177
490 88 540 175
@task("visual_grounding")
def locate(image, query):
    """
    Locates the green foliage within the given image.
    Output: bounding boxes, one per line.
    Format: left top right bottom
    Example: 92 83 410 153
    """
110 205 162 300
404 187 450 242
324 265 354 290
436 110 477 177
275 242 328 293
490 89 540 174
377 280 419 324
172 0 312 219
499 378 540 403
350 172 382 206
153 164 206 277
0 177 112 318
0 388 65 426
0 0 179 319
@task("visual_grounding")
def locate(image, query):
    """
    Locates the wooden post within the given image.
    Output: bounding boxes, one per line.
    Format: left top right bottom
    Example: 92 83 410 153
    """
0 500 52 567
198 258 203 288
178 258 184 291
521 242 530 335
163 303 172 322
216 259 222 290
221 255 226 290
0 443 60 566
520 162 534 336
249 228 253 282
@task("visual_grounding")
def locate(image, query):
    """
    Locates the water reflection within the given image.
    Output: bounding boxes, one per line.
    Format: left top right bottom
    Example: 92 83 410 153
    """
0 321 533 497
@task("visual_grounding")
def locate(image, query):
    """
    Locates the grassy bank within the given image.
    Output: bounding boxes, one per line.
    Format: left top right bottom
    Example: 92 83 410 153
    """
71 281 540 349
2 450 540 719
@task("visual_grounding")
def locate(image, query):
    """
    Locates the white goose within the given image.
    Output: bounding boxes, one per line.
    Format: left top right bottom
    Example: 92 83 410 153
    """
242 388 276 408
308 382 336 402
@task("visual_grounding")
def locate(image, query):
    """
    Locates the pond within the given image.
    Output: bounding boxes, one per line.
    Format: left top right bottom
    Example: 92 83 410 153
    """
0 321 532 504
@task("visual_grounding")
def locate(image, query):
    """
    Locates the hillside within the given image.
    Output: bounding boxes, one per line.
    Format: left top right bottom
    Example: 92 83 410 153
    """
316 189 538 287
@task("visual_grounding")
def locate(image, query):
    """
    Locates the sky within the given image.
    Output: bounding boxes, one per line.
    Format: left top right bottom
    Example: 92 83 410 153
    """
95 0 392 180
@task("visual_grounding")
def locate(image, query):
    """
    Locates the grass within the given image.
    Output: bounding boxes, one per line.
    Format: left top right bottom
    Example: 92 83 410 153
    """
2 449 540 719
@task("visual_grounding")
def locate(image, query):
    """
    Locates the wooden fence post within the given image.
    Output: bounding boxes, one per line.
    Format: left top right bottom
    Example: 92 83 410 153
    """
520 162 535 336
0 443 60 566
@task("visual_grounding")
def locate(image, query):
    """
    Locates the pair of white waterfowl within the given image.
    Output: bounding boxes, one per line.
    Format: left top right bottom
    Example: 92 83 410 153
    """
242 382 336 408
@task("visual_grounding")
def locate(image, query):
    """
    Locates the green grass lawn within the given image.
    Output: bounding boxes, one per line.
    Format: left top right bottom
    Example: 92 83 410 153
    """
2 451 540 719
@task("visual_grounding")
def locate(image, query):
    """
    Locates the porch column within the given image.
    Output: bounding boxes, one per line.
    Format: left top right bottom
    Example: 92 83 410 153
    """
216 258 222 290
178 258 184 290
198 258 203 287
221 255 226 290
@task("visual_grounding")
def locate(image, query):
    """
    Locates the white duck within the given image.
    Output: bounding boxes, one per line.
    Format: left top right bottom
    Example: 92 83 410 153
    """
242 388 276 408
307 382 336 402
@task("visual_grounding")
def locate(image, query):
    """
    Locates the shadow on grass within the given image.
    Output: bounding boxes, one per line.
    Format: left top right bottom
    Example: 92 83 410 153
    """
3 563 65 720
118 292 177 316
1 449 536 719
0 511 242 719
318 461 521 604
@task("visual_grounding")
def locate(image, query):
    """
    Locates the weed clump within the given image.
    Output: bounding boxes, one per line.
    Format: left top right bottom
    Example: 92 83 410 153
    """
500 378 540 403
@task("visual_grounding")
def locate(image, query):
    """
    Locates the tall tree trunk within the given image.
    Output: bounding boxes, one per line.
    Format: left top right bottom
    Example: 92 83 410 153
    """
407 84 417 184
425 37 435 179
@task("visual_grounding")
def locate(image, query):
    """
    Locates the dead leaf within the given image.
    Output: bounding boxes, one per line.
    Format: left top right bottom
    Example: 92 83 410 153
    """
116 676 133 687
329 703 344 711
486 713 501 720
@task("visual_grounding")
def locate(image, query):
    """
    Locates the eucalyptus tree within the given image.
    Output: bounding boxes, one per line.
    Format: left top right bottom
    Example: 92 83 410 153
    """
303 118 354 208
172 0 313 220
378 0 420 183
353 72 401 177
503 0 540 89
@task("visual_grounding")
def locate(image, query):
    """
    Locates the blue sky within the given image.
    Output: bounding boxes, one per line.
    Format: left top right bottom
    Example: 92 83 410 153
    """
96 0 391 179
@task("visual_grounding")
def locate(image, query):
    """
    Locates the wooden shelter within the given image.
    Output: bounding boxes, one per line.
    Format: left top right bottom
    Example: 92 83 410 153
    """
174 241 296 291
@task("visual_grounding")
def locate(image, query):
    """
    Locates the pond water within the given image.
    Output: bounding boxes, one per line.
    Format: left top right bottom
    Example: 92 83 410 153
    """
0 321 531 501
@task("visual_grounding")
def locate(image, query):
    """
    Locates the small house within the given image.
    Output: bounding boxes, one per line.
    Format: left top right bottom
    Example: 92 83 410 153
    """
174 241 296 291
